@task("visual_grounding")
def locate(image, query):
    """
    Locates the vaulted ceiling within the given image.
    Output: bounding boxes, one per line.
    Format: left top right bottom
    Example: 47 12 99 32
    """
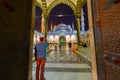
36 0 87 16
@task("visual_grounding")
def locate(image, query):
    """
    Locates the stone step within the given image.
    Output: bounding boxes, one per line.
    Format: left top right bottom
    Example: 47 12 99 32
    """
45 63 91 68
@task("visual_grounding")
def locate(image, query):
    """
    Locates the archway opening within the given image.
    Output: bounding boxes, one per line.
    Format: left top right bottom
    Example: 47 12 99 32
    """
48 3 76 31
31 1 96 80
47 3 77 45
59 36 66 46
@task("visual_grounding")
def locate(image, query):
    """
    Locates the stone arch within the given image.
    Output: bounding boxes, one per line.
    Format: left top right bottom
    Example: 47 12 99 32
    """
27 1 99 80
36 1 43 11
47 0 76 16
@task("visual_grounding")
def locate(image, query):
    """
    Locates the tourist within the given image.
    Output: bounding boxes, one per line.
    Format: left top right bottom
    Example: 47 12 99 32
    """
34 37 48 80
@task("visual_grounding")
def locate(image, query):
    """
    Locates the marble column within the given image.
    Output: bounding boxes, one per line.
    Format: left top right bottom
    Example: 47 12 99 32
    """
76 14 81 46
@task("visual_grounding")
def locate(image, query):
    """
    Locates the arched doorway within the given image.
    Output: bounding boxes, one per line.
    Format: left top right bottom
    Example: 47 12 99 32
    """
59 36 66 46
29 0 98 80
48 3 76 31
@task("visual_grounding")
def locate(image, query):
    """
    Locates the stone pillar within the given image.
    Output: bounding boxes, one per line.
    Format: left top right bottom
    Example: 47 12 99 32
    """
87 0 98 80
28 0 36 80
44 14 48 41
76 14 81 46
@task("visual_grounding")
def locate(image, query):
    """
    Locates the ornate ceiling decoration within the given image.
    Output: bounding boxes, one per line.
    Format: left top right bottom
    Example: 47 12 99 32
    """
36 0 87 16
47 0 76 16
46 0 54 7
36 0 43 10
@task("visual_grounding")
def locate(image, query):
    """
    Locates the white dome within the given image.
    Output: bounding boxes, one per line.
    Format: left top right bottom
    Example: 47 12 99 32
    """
55 24 71 32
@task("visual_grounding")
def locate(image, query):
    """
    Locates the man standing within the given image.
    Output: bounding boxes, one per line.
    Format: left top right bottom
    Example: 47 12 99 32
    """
34 37 48 80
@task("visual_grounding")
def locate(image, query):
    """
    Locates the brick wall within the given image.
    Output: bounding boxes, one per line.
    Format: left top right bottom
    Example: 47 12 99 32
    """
97 0 120 54
94 0 120 80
